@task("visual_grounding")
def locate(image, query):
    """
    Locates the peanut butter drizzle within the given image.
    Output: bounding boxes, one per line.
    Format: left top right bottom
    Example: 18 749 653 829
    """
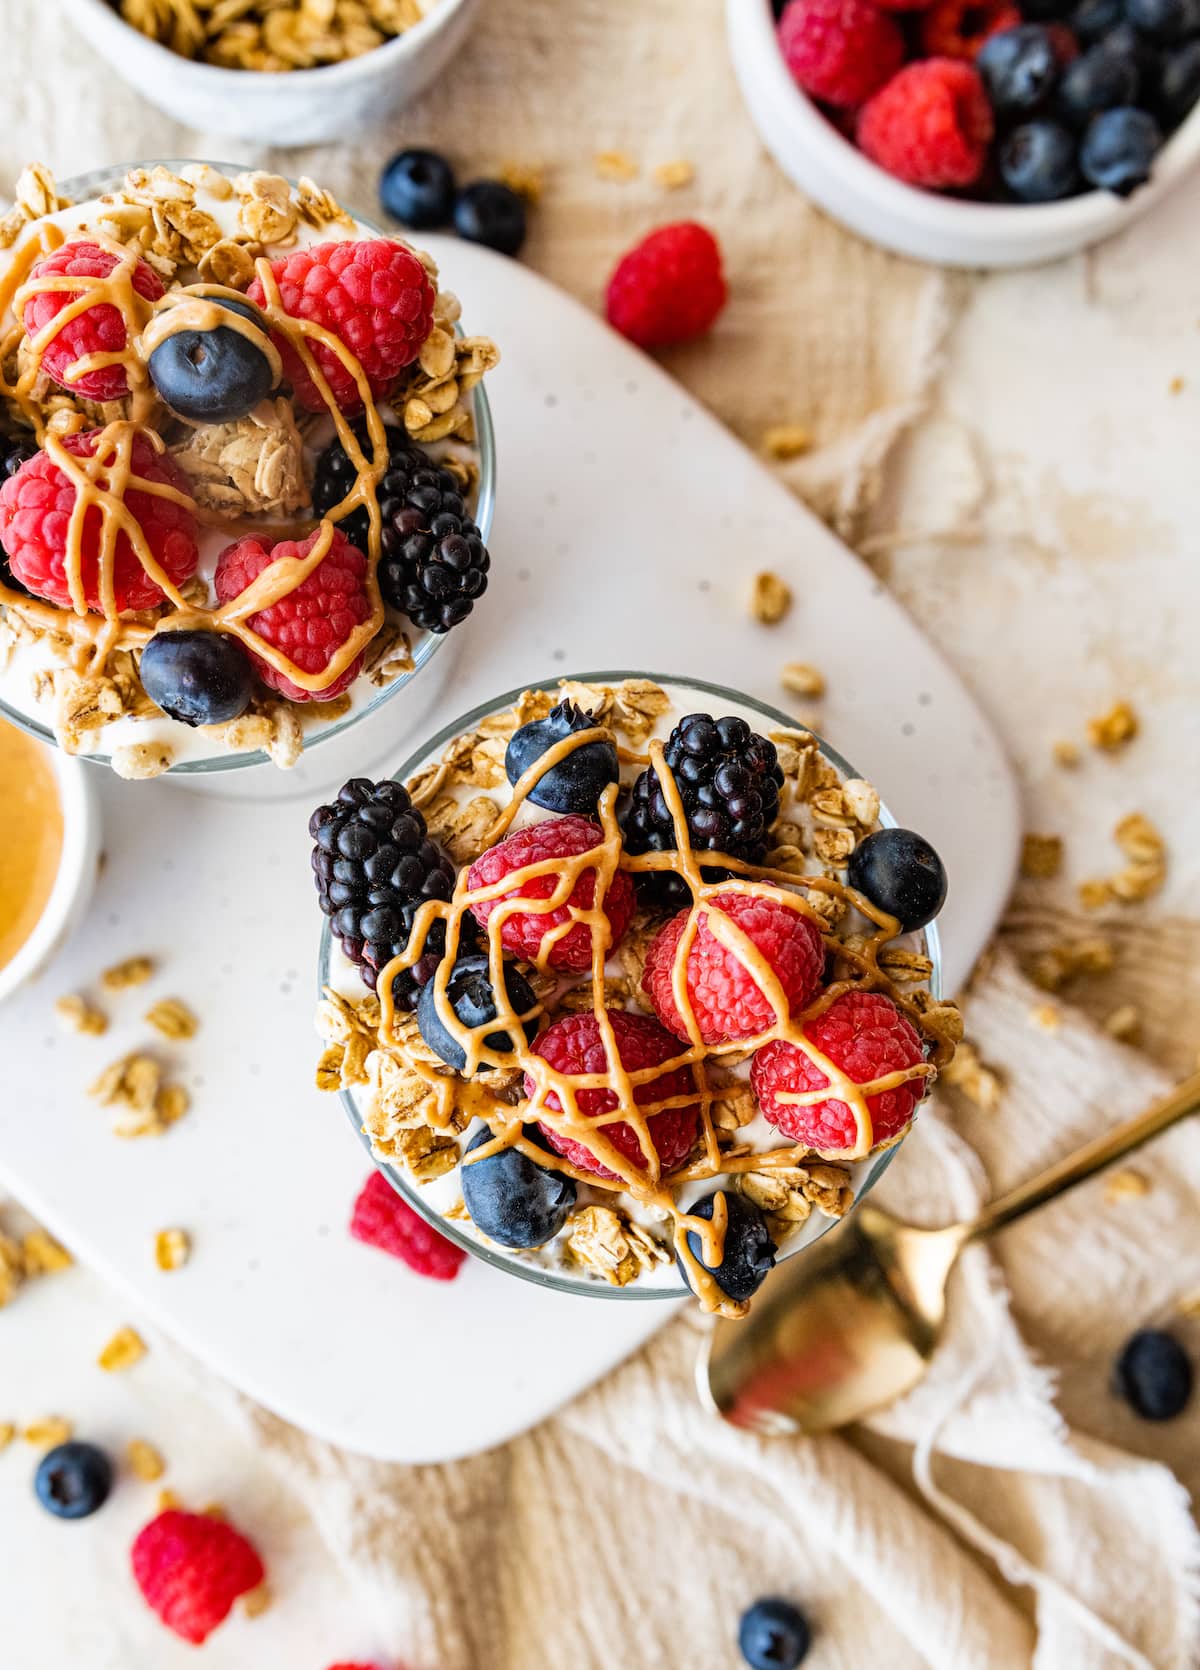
363 719 943 1319
0 213 400 695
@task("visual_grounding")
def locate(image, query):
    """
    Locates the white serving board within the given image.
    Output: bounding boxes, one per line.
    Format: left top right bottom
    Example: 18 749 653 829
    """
0 241 1020 1461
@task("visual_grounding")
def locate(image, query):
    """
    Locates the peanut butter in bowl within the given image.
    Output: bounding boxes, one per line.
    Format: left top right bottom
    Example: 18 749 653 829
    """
0 715 63 971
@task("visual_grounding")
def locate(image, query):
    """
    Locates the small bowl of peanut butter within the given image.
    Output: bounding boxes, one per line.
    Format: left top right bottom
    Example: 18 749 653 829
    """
0 717 100 1004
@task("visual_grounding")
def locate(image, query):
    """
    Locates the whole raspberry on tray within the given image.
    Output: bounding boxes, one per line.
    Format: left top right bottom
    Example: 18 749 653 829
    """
350 1170 466 1280
642 891 826 1045
778 0 905 107
248 238 435 414
858 59 995 189
467 814 636 973
131 1508 265 1645
605 222 728 349
214 526 372 702
528 1009 700 1181
0 431 198 612
22 240 164 403
751 988 927 1152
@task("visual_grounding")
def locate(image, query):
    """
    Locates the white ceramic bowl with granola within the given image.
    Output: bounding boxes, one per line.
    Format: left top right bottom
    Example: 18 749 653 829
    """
0 161 497 786
64 0 481 146
314 673 959 1315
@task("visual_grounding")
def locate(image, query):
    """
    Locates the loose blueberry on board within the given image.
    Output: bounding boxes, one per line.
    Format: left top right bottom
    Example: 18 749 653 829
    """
1000 119 1084 198
34 1441 113 1520
1126 0 1200 43
453 181 528 257
978 26 1061 118
1114 1329 1194 1420
1157 39 1200 125
379 148 457 229
504 700 620 814
139 629 255 728
148 297 275 424
846 827 948 932
416 954 539 1074
1080 105 1164 192
738 1596 813 1670
460 1124 577 1249
1057 45 1141 126
679 1190 776 1304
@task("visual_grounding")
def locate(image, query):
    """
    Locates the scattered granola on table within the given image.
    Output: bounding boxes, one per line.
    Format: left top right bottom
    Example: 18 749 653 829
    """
0 161 497 774
312 675 954 1317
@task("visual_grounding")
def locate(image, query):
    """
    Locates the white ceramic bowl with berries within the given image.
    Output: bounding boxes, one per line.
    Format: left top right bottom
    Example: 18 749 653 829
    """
315 673 953 1312
63 0 481 147
0 160 496 792
729 0 1200 267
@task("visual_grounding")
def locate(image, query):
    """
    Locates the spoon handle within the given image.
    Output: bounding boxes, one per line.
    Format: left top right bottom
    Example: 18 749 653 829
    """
966 1067 1200 1242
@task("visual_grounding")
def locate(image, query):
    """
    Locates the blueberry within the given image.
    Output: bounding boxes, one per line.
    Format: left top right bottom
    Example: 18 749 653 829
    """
679 1191 776 1304
139 629 255 728
1126 0 1200 42
504 700 619 814
460 1124 576 1249
34 1441 113 1520
380 148 457 229
148 297 275 423
999 119 1084 198
1156 38 1200 122
845 827 948 931
738 1597 812 1670
979 26 1061 117
1080 105 1164 191
416 954 538 1074
453 181 527 257
1114 1329 1193 1419
1071 0 1125 41
1058 40 1142 122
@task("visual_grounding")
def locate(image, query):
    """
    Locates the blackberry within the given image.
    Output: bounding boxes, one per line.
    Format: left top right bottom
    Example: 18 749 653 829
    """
623 712 784 907
311 426 490 634
309 777 472 1008
0 436 37 595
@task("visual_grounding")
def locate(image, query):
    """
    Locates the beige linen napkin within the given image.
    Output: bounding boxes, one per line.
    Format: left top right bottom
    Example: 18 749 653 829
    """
239 948 1199 1670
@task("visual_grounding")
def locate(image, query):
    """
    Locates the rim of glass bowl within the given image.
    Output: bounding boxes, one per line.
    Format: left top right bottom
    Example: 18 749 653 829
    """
318 670 944 1302
0 160 496 775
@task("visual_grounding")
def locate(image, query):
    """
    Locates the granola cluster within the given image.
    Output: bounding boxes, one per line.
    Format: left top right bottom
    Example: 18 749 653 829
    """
0 163 496 774
112 0 437 70
316 678 957 1299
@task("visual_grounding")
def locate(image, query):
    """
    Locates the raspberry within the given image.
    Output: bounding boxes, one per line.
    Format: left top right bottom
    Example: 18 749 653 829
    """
778 0 905 108
0 431 198 613
350 1170 466 1280
528 1009 700 1180
214 526 370 701
466 815 636 973
248 239 435 414
750 989 925 1152
857 60 994 189
642 891 826 1045
605 223 728 349
22 241 164 403
130 1509 265 1645
921 0 1021 59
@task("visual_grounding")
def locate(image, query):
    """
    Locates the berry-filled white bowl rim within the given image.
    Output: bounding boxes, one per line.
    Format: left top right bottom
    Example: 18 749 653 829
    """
0 158 496 776
0 738 100 1004
318 669 944 1301
741 0 1200 243
68 0 475 88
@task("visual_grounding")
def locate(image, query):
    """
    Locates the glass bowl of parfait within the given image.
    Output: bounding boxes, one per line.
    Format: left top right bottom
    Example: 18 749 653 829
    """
314 672 958 1317
0 160 496 788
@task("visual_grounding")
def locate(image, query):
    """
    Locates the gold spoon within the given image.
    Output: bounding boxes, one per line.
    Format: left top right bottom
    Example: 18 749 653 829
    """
700 1068 1200 1436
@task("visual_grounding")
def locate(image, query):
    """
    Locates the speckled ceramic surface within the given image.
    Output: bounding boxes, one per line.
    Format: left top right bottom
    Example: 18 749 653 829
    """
0 239 1019 1459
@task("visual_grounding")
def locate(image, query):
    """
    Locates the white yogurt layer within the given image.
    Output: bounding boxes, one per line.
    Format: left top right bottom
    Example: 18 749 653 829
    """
328 677 937 1293
0 165 482 770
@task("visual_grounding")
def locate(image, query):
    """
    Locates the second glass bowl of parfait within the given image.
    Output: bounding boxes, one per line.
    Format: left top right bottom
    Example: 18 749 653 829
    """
317 672 948 1306
0 160 495 786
